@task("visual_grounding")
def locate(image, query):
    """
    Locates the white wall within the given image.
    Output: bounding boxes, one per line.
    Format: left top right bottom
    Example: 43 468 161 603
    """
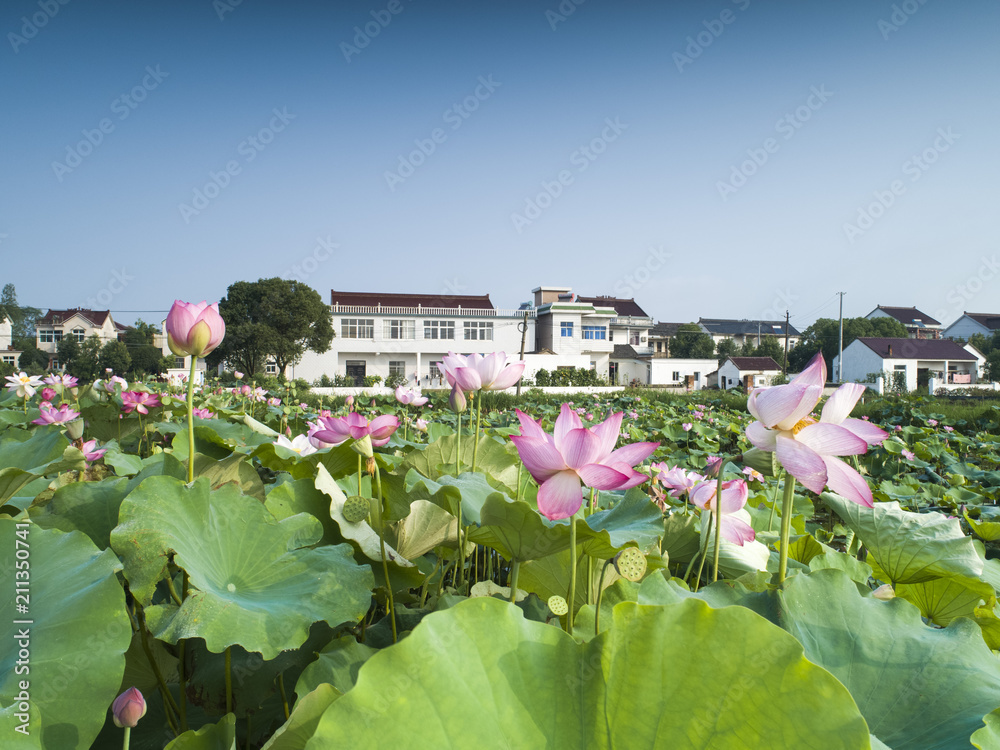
649 358 717 390
717 361 780 390
943 316 991 341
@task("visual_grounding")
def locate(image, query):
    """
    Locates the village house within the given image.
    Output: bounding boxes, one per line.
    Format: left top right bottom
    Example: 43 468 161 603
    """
942 312 1000 341
833 337 983 393
864 305 942 339
697 318 801 349
1 317 22 368
717 356 783 391
34 309 130 370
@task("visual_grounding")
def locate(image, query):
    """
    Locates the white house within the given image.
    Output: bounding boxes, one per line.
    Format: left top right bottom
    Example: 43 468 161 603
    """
865 305 942 339
942 312 1000 341
697 318 801 349
35 309 130 370
717 357 783 391
294 290 535 386
833 337 983 393
1 317 22 368
648 357 718 390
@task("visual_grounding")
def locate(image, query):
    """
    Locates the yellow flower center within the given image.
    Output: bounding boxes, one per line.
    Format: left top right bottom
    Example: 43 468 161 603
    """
791 417 817 435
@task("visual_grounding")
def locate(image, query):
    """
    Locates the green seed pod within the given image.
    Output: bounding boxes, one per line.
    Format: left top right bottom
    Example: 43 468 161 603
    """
547 595 569 616
613 547 647 582
342 495 370 524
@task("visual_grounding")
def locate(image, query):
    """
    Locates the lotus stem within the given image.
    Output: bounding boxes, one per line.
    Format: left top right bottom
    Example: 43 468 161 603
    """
471 392 482 473
595 560 611 636
456 412 462 473
225 646 232 714
186 356 197 483
778 474 797 583
122 726 130 750
515 462 522 501
692 513 712 593
508 560 520 604
135 604 180 734
277 673 289 720
373 464 397 643
712 457 729 584
566 514 578 633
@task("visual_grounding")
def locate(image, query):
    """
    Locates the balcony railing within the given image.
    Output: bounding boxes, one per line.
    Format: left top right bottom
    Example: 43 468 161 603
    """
331 305 535 318
611 316 654 327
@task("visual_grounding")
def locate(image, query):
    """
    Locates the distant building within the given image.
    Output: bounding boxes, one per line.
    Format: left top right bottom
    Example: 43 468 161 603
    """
648 322 684 358
35 309 129 370
865 305 941 339
833 337 982 392
718 357 783 391
697 318 801 348
1 317 22 368
942 312 1000 341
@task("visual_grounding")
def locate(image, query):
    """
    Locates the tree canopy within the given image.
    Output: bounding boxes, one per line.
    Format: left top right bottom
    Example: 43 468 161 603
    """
670 323 716 359
787 316 909 374
208 278 334 378
1 283 42 343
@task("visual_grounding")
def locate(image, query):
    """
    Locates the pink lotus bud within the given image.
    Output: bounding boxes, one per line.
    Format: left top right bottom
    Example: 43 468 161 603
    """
112 687 146 728
449 386 467 414
234 371 244 380
345 396 355 409
41 387 56 401
166 300 226 358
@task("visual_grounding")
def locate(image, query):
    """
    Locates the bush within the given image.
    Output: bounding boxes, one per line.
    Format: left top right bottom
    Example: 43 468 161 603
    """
385 373 407 389
363 374 383 387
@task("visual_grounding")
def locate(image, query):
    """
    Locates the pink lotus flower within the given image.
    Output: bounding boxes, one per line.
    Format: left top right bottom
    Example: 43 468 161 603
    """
395 386 429 406
43 373 78 388
943 425 954 433
5 372 43 398
166 300 226 358
98 376 128 393
267 397 281 407
901 449 915 461
742 466 765 482
439 351 525 392
40 387 57 402
308 412 399 448
653 463 706 499
745 352 887 507
510 404 659 520
690 479 755 545
32 403 81 425
81 439 107 463
682 422 693 432
112 687 146 728
192 407 215 419
413 418 429 432
121 391 162 415
234 371 244 380
928 419 938 427
275 434 317 457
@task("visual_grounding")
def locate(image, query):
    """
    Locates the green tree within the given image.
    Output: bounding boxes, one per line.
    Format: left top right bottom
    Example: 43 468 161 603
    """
787 316 909 374
715 338 739 363
66 335 102 381
0 283 42 341
129 346 167 377
123 319 158 347
209 278 334 378
670 323 715 359
57 336 81 368
99 340 132 375
16 343 50 373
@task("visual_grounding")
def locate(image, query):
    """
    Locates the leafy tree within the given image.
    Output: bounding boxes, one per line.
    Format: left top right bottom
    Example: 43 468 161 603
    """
99 340 132 375
985 351 1000 383
787 316 909 374
715 338 739 363
670 323 715 359
209 278 334 379
751 336 784 362
123 319 158 347
129 346 167 377
17 341 50 373
66 335 102 381
57 336 81 367
0 283 42 341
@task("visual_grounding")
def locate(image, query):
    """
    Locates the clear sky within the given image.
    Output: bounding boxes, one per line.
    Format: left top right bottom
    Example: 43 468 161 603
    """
1 0 997 331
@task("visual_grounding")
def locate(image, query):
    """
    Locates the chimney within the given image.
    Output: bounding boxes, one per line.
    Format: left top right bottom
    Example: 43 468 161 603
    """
888 344 893 357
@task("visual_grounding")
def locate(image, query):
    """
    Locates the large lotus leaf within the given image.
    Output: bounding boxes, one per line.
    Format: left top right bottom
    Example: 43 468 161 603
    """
467 494 571 562
111 475 375 659
265 477 342 545
164 714 237 750
808 551 873 584
822 493 983 584
391 500 457 559
397 432 520 491
294 636 376 700
972 709 1000 750
896 575 996 627
303 597 870 749
0 521 131 750
582 487 664 558
0 425 71 472
254 440 366 481
262 685 340 750
779 569 1000 749
637 570 780 622
28 477 130 549
404 470 507 525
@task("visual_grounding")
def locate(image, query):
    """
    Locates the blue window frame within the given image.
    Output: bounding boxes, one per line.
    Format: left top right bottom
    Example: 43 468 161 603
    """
561 322 573 337
582 326 606 340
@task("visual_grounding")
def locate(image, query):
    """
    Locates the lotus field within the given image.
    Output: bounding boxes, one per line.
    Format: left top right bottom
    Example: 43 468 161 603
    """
6 306 1000 748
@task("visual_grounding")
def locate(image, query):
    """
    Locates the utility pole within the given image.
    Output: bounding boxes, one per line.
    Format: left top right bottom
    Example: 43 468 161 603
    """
837 291 846 384
783 310 790 376
515 310 529 397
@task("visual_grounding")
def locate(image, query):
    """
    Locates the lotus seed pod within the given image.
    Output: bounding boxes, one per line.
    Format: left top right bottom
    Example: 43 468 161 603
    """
613 547 647 582
547 595 569 616
342 495 370 524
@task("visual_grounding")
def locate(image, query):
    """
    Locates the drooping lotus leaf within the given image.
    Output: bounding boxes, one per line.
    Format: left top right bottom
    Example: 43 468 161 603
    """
467 494 571 562
294 636 376 700
896 575 996 627
0 521 131 750
779 569 1000 749
164 713 237 750
397 432 520 491
391 500 458 559
111 475 375 659
582 487 664 558
302 597 870 749
28 477 130 549
403 469 508 526
972 709 1000 750
261 685 340 750
822 493 983 584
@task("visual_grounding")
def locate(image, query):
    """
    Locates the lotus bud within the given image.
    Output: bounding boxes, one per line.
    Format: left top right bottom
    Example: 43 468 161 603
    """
345 395 355 409
111 687 146 728
234 371 244 380
740 448 779 478
65 419 85 441
166 300 226 358
449 386 467 414
41 387 56 401
872 584 895 601
351 434 374 459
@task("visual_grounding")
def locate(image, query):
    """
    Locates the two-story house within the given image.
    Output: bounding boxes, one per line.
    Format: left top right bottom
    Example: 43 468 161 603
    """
1 317 22 368
943 312 1000 341
865 305 942 339
35 309 129 370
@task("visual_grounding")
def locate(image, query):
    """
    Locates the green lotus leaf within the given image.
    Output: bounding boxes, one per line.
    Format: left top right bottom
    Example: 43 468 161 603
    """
294 636 376 700
779 569 1000 749
896 575 996 627
403 469 508 526
965 508 1000 542
823 493 982 584
467 494 571 562
303 597 870 749
391 500 457 559
28 477 130 549
808 551 873 584
262 685 340 750
0 521 131 750
397 432 520 491
111 475 375 659
582 488 664 558
972 708 1000 750
164 713 237 750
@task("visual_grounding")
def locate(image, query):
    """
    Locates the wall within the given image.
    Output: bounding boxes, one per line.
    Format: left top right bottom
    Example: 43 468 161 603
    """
649 358 717 390
943 316 990 341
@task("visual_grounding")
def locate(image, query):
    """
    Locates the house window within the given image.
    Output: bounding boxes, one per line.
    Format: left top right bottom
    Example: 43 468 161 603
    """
72 328 86 342
672 371 680 381
50 359 60 370
630 332 641 345
694 372 701 381
582 326 606 340
2 355 16 365
341 319 375 339
590 361 596 370
389 360 406 378
423 320 455 340
561 322 574 338
265 362 278 375
174 357 185 368
39 329 54 343
429 362 442 380
894 364 906 372
384 320 415 340
464 321 494 340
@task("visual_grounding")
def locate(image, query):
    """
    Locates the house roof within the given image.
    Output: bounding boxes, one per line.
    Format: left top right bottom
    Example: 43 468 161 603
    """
855 337 977 360
37 309 112 327
726 356 782 371
649 322 684 337
330 290 494 310
576 296 650 318
870 305 941 327
964 312 1000 331
611 344 641 359
699 318 801 337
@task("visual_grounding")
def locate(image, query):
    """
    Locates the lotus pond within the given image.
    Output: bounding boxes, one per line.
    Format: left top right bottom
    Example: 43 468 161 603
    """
4 374 1000 749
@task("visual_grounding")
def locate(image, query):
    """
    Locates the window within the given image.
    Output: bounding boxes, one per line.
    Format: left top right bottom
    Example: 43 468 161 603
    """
424 320 455 340
72 327 86 342
590 361 596 370
341 319 375 339
429 362 442 379
384 320 415 340
2 355 16 365
174 357 185 368
894 364 906 372
50 359 60 370
39 329 54 343
464 321 494 340
630 332 641 345
609 330 614 342
582 326 606 340
389 360 406 377
561 322 574 338
672 371 680 381
265 362 278 375
694 372 701 381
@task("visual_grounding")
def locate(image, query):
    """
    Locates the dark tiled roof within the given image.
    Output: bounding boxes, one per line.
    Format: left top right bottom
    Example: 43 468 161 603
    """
611 344 641 359
871 305 941 327
577 296 650 318
38 309 112 327
699 318 801 337
650 322 684 337
965 313 1000 331
727 357 782 371
330 291 494 309
856 337 976 360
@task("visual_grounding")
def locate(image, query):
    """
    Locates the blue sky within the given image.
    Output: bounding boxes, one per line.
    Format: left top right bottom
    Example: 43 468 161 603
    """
1 0 997 331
